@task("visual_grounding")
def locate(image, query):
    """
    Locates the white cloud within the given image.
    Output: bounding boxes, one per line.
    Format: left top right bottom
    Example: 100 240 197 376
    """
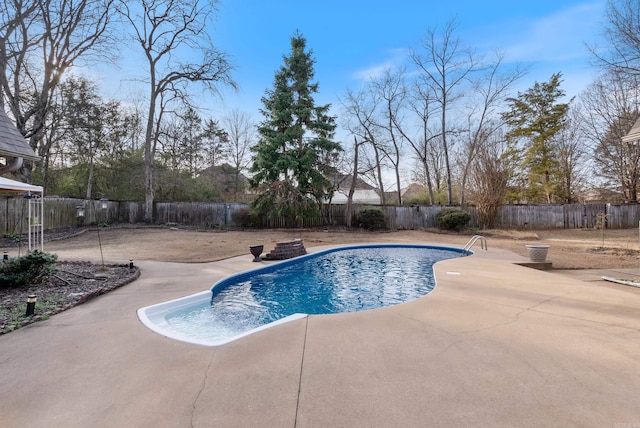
498 2 606 63
351 48 409 83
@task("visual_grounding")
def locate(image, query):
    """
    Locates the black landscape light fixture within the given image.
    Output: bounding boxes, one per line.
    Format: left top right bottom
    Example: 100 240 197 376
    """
25 294 36 316
3 251 8 262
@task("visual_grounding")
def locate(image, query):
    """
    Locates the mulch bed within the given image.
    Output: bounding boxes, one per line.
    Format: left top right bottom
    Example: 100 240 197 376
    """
0 260 140 335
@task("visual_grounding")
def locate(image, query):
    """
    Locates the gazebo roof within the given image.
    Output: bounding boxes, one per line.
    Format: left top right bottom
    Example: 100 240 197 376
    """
622 117 640 143
0 109 39 161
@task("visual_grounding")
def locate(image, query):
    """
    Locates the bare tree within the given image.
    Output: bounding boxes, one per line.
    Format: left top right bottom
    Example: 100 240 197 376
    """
580 70 640 201
591 0 640 77
0 0 116 183
370 67 406 205
554 108 589 203
467 131 516 228
340 88 386 205
458 53 526 204
410 18 479 204
402 74 440 204
344 136 364 226
0 1 40 111
221 109 255 197
118 0 235 221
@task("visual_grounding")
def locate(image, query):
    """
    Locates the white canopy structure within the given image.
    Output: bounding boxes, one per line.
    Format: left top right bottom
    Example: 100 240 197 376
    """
0 108 44 251
0 177 44 252
0 176 43 194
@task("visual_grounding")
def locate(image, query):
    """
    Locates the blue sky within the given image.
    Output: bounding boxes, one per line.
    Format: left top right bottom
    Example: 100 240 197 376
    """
94 0 607 133
199 0 607 121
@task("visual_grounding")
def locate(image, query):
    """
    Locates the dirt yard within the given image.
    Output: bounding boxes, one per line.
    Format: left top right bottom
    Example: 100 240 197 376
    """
2 225 639 334
20 225 640 270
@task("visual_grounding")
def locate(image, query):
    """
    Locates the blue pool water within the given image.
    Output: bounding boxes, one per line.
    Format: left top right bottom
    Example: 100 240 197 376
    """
162 244 465 344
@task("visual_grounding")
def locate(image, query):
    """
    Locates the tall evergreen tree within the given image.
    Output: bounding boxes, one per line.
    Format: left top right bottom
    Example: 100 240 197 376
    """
501 72 571 203
250 32 341 225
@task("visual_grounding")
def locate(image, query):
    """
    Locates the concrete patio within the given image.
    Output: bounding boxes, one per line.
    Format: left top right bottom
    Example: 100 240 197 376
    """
1 245 639 427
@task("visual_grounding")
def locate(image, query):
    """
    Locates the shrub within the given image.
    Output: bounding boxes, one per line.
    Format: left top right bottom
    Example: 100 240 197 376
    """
436 208 471 231
354 208 386 230
231 207 257 227
0 251 58 288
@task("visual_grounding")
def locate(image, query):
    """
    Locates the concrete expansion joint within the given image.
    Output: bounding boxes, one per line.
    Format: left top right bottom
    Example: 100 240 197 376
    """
462 311 525 335
506 291 640 334
294 317 309 427
527 306 640 333
190 350 218 427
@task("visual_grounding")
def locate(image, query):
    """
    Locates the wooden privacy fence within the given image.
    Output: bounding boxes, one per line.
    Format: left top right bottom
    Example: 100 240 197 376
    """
0 197 635 235
154 202 247 226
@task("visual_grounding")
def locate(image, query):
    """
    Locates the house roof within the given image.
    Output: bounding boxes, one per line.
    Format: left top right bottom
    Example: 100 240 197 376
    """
0 109 39 161
622 117 640 143
330 174 375 190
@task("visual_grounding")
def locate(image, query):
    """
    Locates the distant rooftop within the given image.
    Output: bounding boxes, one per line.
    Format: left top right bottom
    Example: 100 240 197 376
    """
622 117 640 143
0 109 39 161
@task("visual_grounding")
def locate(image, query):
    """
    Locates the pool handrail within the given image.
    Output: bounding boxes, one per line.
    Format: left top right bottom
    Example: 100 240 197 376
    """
463 235 487 253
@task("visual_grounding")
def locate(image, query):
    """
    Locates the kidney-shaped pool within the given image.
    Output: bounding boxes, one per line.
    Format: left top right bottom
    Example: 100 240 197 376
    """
137 244 467 346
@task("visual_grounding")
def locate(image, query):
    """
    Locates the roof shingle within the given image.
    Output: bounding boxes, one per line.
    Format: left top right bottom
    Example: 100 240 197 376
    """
0 109 39 161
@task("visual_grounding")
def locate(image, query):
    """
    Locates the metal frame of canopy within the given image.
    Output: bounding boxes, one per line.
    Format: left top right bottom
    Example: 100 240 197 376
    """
0 177 44 252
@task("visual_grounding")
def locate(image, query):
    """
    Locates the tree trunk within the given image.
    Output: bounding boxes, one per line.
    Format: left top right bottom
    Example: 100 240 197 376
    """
373 144 385 205
143 95 156 223
346 136 359 228
423 157 435 204
441 99 453 205
86 155 95 199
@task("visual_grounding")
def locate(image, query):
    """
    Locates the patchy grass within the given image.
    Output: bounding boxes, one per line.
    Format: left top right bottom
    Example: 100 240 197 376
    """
587 247 640 256
0 293 68 334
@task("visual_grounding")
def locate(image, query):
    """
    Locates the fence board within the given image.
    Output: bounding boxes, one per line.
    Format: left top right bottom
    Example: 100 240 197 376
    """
497 205 565 229
607 204 640 229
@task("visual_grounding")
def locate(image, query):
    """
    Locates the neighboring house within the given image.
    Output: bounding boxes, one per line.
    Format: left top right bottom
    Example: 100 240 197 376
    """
575 188 623 204
400 183 428 203
622 117 640 143
328 174 382 205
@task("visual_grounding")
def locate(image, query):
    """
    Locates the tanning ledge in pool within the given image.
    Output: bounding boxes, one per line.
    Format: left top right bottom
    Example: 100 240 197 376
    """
137 291 307 347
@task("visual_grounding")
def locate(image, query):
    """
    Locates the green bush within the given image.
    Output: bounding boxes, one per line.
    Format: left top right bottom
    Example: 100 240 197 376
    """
354 208 387 230
0 251 58 288
436 208 471 231
231 207 257 227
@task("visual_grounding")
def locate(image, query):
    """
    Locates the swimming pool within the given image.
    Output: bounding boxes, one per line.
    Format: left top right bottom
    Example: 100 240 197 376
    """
138 244 467 346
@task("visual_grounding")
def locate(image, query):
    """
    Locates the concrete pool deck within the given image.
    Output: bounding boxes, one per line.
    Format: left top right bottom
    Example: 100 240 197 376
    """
1 245 639 427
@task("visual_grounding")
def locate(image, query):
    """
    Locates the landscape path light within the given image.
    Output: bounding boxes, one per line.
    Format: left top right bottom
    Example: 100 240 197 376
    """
25 294 36 316
76 204 85 227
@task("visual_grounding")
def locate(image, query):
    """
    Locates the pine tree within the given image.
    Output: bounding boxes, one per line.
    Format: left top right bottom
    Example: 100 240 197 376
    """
250 32 341 226
501 73 571 203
